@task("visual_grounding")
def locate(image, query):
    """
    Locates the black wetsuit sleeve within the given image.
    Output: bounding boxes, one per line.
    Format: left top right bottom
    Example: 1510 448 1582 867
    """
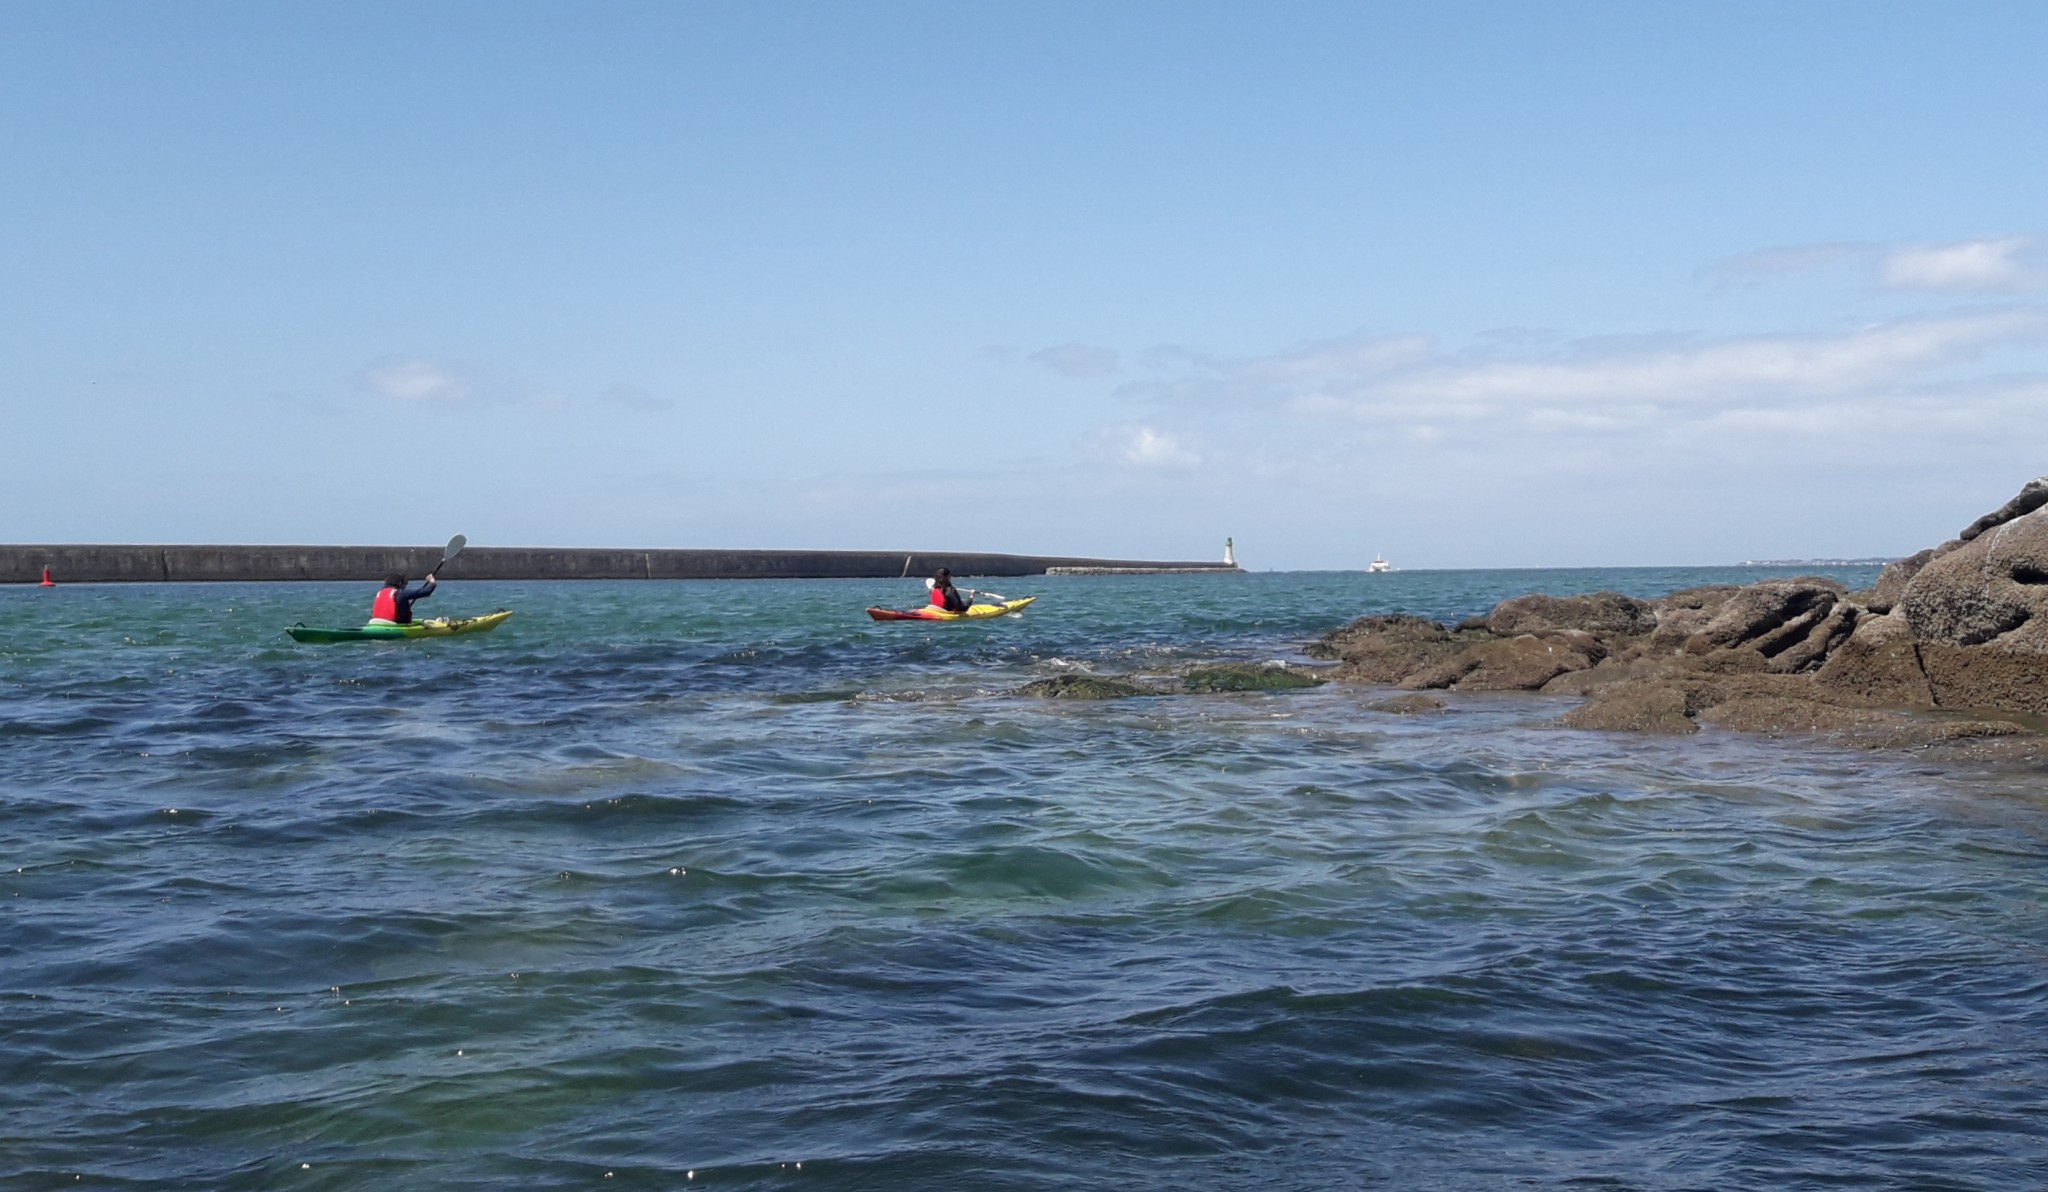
396 579 436 620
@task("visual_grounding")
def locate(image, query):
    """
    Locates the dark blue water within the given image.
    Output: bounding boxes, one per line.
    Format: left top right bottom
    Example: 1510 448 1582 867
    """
6 570 2047 1189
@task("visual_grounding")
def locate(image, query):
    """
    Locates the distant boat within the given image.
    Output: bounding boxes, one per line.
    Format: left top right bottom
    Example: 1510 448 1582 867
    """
1368 555 1391 573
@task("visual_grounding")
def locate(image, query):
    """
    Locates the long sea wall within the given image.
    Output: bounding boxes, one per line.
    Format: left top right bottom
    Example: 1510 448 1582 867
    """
1 545 1241 584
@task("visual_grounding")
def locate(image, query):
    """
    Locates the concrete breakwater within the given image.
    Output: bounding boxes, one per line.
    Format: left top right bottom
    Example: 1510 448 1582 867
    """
3 544 1242 584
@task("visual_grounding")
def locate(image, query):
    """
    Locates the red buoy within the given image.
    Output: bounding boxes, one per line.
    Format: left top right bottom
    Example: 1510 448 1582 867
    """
39 566 54 587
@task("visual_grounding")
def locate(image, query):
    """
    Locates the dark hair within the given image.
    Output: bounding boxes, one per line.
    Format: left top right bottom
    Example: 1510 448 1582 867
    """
934 567 951 580
384 573 406 589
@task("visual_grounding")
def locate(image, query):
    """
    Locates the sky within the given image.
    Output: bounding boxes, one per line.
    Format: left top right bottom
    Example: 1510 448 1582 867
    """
3 1 2046 569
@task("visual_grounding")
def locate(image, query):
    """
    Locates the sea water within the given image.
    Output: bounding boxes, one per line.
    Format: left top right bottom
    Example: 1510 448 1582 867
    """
4 569 2046 1189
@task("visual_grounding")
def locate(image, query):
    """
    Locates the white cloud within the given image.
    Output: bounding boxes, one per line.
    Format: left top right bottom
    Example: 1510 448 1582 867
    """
1098 425 1200 470
364 359 473 404
1881 237 2042 293
1029 342 1121 378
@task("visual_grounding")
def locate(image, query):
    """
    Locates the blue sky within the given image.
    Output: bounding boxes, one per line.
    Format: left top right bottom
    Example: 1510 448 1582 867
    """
4 2 2045 568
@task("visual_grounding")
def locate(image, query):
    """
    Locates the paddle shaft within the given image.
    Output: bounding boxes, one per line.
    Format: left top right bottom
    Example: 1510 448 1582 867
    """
429 535 467 579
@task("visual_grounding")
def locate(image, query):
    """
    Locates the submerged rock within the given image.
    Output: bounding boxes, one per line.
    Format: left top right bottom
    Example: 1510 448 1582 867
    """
1368 693 1447 714
1557 681 1696 734
1181 663 1326 692
1017 675 1157 700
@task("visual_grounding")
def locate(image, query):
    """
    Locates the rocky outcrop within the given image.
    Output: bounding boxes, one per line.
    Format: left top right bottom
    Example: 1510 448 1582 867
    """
1311 475 2048 747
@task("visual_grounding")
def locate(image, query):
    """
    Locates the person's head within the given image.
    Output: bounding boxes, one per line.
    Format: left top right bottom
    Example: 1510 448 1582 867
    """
934 567 951 582
383 573 406 589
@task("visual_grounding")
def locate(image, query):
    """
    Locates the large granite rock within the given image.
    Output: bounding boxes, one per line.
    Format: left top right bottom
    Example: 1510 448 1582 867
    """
1900 507 2048 648
1813 610 1936 707
1899 503 2048 714
1862 547 1941 614
1682 579 1843 656
1958 474 2048 540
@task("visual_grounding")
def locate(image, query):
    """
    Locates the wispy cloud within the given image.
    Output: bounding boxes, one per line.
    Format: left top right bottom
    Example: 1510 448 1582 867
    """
598 383 675 412
1130 311 2048 423
1709 242 1869 277
358 359 673 413
1125 332 1435 407
1880 237 2042 293
1704 235 2045 295
363 358 473 404
1030 342 1121 378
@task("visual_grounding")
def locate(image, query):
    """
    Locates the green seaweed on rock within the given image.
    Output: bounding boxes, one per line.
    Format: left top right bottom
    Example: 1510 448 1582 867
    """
1180 663 1327 692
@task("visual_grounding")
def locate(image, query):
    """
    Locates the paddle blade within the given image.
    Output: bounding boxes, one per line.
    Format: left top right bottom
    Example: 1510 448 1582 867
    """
437 534 467 573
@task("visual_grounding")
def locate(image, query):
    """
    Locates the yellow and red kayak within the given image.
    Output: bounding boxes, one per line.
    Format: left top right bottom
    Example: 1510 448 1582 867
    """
866 597 1036 622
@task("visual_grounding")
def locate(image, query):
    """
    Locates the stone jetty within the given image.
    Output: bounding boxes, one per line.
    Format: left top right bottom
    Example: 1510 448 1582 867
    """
2 544 1241 585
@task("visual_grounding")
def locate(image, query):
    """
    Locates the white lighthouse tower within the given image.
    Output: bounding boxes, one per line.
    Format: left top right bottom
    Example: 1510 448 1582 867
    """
1223 537 1237 568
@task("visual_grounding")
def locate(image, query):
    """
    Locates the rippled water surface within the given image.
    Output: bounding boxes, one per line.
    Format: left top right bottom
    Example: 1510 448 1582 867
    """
5 568 2048 1189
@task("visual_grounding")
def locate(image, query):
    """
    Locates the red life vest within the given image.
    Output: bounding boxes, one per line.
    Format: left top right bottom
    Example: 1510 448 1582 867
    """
929 585 948 608
372 585 401 622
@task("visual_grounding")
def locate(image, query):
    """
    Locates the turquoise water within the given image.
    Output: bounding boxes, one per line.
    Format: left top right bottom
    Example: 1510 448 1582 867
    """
5 568 2048 1189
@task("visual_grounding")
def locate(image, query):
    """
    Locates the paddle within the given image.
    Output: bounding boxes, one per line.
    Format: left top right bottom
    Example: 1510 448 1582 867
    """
430 534 467 580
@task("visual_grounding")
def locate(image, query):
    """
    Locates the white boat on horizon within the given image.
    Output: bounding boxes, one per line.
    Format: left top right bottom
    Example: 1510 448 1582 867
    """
1368 555 1391 573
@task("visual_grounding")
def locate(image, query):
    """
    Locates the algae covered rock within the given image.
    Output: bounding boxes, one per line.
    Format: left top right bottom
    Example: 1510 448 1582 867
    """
1368 693 1447 714
1017 674 1156 700
1307 614 1468 684
1485 591 1655 638
1405 632 1606 692
1181 662 1326 692
1556 680 1698 734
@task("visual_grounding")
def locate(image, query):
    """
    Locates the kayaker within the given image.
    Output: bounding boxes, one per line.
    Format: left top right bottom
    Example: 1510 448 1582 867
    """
371 572 437 625
929 568 971 613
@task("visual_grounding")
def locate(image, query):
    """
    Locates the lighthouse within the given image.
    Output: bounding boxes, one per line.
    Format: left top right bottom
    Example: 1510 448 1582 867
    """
1223 538 1236 568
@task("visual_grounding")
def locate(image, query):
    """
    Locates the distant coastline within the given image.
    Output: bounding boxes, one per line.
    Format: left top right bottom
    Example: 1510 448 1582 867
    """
1739 557 1900 567
2 544 1243 584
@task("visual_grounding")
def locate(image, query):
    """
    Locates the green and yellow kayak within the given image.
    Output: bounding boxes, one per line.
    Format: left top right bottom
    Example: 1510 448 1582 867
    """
286 609 514 644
